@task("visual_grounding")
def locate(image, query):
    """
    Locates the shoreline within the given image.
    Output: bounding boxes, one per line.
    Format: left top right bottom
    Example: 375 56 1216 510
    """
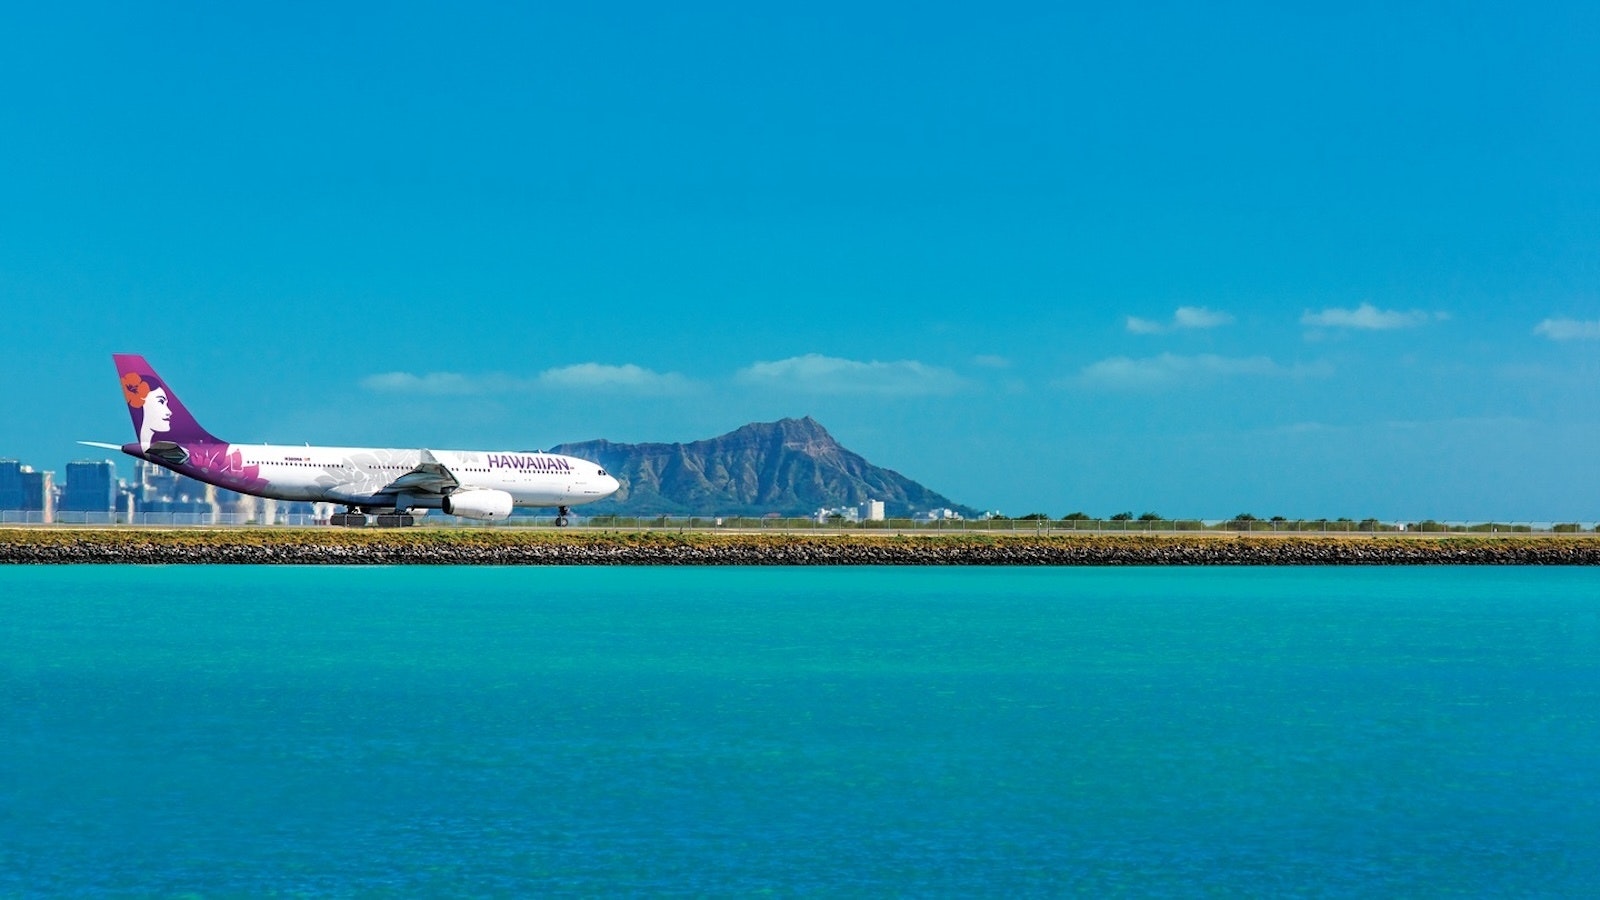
4 528 1600 565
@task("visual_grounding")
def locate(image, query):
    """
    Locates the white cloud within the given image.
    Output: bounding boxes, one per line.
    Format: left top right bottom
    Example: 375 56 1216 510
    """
362 363 693 396
1301 302 1444 330
736 354 965 395
1173 306 1235 329
972 354 1012 369
1533 317 1600 341
360 371 485 395
1076 353 1329 389
1126 306 1234 334
535 363 694 394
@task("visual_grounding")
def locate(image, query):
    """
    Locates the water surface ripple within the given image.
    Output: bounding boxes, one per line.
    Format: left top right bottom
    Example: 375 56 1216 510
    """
2 566 1596 895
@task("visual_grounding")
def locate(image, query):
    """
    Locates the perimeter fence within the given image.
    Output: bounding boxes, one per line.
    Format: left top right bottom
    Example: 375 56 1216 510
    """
5 510 1598 535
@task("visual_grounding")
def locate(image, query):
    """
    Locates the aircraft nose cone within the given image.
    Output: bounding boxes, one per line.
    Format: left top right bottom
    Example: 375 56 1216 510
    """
603 474 620 497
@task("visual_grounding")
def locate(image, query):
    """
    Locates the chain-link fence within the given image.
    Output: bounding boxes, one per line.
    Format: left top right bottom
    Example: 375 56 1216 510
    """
5 510 1597 534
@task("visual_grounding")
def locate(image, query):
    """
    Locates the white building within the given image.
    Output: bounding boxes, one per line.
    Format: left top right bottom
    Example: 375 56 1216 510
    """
815 506 861 524
865 500 885 521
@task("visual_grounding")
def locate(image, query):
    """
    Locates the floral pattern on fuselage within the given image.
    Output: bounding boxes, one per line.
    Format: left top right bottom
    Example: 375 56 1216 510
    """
183 443 270 496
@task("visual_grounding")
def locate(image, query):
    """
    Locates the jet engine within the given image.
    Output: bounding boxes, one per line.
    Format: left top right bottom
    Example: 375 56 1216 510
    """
442 489 514 520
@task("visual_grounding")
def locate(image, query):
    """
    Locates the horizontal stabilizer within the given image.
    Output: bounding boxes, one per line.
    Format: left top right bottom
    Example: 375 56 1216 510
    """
78 441 123 451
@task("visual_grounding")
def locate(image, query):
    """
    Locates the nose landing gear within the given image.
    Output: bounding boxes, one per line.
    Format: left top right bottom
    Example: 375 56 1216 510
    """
555 505 571 527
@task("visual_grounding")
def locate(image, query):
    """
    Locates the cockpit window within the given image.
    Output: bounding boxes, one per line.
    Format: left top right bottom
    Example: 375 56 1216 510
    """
598 468 607 476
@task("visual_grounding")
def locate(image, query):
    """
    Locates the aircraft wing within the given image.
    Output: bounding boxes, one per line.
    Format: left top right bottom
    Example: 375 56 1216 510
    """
379 449 460 495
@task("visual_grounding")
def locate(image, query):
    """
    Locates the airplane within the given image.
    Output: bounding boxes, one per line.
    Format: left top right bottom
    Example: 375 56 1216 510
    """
82 354 620 527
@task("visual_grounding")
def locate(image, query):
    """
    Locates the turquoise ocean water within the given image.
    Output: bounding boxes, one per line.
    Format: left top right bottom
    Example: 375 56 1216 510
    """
2 565 1597 895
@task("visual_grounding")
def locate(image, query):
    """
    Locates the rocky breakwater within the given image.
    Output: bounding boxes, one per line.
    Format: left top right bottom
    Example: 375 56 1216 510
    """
3 529 1600 565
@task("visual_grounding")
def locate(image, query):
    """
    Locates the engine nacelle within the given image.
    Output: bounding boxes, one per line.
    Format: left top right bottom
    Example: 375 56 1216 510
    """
442 489 514 520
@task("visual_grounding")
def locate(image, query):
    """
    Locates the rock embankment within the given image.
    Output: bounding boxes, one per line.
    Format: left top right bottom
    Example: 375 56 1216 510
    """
3 530 1599 565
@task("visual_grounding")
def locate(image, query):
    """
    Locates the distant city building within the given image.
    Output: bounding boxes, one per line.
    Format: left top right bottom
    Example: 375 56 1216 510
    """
865 500 885 522
218 489 258 523
20 469 54 520
2 454 319 523
60 459 117 513
125 459 267 520
920 508 963 521
270 499 324 523
118 482 137 520
0 459 22 510
134 459 215 515
815 505 861 524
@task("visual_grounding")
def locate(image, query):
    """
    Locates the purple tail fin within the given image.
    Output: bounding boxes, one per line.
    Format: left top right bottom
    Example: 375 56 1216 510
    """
113 354 222 450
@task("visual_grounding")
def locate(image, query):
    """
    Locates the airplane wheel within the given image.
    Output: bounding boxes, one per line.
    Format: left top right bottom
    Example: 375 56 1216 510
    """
555 516 569 527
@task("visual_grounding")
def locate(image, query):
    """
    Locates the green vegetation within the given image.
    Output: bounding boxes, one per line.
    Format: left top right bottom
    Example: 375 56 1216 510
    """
2 514 1596 559
3 526 1596 551
0 527 1595 570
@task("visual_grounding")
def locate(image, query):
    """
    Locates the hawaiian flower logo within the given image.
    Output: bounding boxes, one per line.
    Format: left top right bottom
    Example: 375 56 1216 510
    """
186 442 269 495
121 372 151 408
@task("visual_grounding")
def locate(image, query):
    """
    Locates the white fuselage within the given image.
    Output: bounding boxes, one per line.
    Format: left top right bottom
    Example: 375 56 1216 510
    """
226 444 619 509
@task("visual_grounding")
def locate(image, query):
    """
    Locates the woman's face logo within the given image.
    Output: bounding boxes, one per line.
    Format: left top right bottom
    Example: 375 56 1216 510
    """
130 377 173 450
145 387 172 433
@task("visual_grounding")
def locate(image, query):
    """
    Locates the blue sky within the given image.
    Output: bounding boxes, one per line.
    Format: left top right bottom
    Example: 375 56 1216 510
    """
3 2 1597 519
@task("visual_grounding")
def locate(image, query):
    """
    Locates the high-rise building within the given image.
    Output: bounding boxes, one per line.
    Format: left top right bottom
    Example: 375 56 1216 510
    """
865 500 886 521
61 459 117 513
0 459 23 510
135 459 216 515
20 469 54 520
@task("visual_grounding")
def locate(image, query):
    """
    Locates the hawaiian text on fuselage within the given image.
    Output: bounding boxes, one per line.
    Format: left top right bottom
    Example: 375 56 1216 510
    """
487 454 574 473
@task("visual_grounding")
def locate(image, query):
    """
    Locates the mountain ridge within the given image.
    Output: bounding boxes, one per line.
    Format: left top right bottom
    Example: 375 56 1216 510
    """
548 417 979 518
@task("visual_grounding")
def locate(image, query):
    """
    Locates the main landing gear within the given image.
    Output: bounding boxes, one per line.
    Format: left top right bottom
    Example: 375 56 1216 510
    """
330 507 416 528
555 505 571 527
